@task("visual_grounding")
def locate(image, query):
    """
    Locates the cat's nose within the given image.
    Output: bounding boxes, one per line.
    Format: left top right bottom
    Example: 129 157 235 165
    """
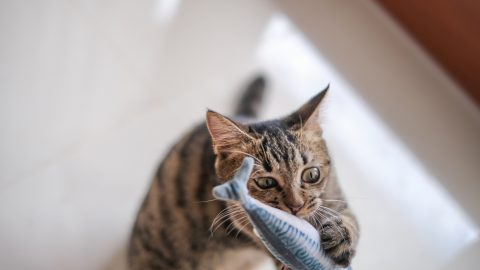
286 202 305 215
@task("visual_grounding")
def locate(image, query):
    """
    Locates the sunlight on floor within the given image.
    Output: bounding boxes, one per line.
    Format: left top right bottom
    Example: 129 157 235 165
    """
256 13 478 265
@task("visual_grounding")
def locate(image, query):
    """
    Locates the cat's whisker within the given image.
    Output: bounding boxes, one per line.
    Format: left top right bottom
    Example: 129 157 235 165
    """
227 204 245 214
210 207 230 224
222 150 261 163
322 199 346 202
225 221 237 235
210 209 246 234
216 209 244 223
317 206 345 221
313 214 323 228
316 207 339 221
322 199 348 205
318 205 341 215
210 216 234 235
307 212 321 228
225 211 246 222
209 216 229 235
310 199 341 220
209 212 228 230
226 216 248 235
209 208 240 234
313 199 348 227
225 217 248 237
313 213 322 231
234 218 252 239
194 198 219 204
317 203 345 221
209 209 243 239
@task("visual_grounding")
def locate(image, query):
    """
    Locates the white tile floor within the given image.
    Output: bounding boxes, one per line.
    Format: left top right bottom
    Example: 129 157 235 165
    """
1 1 479 270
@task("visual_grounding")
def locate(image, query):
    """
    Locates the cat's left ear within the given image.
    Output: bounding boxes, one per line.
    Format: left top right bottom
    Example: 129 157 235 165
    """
206 110 255 154
283 85 329 131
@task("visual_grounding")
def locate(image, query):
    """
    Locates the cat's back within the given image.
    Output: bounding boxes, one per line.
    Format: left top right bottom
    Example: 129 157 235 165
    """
155 123 217 207
128 123 226 269
128 76 267 269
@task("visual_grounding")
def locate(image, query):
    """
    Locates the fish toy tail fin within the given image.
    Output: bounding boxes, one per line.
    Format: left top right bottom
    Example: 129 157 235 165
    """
212 157 254 203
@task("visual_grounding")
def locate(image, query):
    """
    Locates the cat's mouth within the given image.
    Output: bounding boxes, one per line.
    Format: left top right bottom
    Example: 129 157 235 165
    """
277 205 311 219
267 201 316 219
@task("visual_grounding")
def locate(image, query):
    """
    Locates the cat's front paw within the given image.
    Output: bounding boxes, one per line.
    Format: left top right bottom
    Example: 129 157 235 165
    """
320 217 354 267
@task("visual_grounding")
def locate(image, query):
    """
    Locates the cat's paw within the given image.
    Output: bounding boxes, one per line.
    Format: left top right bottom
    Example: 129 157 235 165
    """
320 217 354 267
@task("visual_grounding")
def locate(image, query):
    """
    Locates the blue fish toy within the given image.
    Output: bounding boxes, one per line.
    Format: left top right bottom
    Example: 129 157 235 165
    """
213 157 351 270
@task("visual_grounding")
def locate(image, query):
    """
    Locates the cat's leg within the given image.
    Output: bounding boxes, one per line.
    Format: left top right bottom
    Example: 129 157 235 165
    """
319 207 359 267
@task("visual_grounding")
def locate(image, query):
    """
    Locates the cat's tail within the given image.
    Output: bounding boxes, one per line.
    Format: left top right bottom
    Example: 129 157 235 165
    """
212 157 254 203
234 75 267 118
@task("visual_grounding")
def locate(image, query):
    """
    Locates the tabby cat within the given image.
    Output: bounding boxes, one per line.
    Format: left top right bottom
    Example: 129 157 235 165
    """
128 76 359 270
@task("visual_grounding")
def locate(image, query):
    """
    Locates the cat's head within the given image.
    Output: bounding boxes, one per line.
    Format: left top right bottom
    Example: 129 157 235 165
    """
206 89 330 218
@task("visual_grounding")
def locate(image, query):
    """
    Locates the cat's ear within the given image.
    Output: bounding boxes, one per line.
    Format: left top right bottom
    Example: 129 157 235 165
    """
206 110 255 154
283 85 329 131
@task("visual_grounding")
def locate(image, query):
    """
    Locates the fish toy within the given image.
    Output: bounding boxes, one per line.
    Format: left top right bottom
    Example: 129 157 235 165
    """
212 157 351 270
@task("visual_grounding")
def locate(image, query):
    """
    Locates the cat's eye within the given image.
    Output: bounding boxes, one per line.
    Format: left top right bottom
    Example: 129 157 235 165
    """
302 167 321 183
255 177 278 189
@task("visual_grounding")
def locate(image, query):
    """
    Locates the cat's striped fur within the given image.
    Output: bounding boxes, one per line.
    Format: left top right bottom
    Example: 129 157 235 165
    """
128 76 359 270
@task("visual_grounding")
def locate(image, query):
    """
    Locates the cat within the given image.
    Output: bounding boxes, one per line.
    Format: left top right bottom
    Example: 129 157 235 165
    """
128 76 359 270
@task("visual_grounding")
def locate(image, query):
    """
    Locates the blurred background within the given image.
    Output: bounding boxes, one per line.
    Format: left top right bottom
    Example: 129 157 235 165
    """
1 0 479 269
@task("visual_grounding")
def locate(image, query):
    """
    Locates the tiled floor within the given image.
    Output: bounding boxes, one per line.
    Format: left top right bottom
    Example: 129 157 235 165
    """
1 1 479 270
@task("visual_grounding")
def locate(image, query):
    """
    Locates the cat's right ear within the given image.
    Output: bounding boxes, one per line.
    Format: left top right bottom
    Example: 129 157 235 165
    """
283 86 329 131
206 110 255 154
